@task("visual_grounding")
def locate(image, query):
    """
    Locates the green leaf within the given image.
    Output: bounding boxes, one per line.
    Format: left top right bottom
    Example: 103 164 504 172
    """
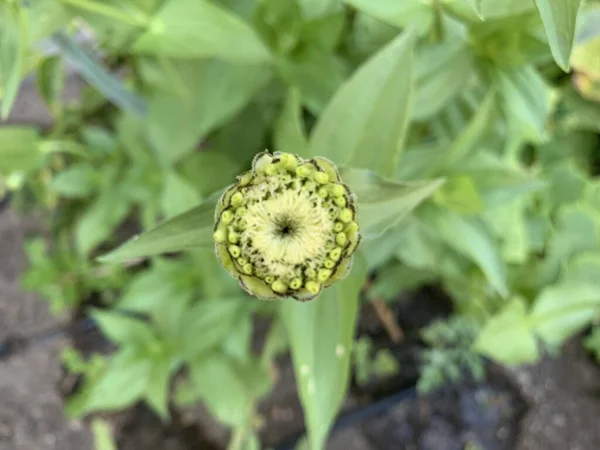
278 47 348 115
161 171 201 219
433 175 484 215
91 309 155 346
180 298 244 358
428 209 508 298
281 254 368 450
0 126 42 175
145 357 172 420
479 0 536 18
413 41 475 120
307 28 415 176
91 419 117 450
274 88 308 156
98 192 219 263
564 252 600 285
76 191 131 256
474 298 539 365
343 0 433 31
36 55 65 115
147 59 271 164
340 167 444 239
496 66 550 143
28 0 69 42
84 350 151 413
534 0 581 71
464 0 483 18
133 0 271 62
50 32 147 115
531 282 600 347
50 163 97 198
0 4 26 119
441 89 496 169
190 354 268 427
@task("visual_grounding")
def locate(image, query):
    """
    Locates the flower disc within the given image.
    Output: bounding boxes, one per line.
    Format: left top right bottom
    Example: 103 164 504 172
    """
213 152 360 301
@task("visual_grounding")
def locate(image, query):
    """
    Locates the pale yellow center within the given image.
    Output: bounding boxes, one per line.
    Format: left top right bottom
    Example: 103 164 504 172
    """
242 189 333 280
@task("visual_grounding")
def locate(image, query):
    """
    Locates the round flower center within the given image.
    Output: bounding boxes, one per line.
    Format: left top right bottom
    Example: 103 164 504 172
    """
213 152 360 300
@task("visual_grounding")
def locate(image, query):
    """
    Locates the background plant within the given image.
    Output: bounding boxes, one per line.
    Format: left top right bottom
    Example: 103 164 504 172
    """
1 0 600 450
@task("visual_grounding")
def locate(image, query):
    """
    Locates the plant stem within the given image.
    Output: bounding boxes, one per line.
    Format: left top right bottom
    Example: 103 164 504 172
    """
370 298 405 344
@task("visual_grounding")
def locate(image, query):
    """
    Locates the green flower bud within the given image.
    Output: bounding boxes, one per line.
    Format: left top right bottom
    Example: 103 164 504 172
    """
336 232 348 246
314 171 329 184
213 151 361 301
330 184 345 197
221 210 234 224
290 278 303 290
339 208 353 223
272 280 287 294
229 245 241 258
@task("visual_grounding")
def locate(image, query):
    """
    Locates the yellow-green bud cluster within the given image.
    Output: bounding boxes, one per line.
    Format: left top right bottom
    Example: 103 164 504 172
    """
213 151 361 301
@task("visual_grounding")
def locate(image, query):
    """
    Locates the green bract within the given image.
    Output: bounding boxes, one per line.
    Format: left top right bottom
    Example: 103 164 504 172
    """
213 151 361 301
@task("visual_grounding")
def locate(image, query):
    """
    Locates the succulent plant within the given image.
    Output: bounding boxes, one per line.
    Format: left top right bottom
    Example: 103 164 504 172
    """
213 151 361 301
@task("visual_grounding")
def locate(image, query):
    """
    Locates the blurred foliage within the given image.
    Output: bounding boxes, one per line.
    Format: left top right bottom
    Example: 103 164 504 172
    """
1 0 600 449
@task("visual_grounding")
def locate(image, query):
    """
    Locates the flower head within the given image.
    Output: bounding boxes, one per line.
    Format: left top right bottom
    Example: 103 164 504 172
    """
213 152 361 301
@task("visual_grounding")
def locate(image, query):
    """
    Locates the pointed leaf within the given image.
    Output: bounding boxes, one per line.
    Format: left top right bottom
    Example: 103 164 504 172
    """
133 0 271 62
534 0 582 71
282 253 368 450
98 193 219 263
340 167 444 239
308 28 415 176
429 209 508 298
531 282 600 347
474 298 539 365
274 88 308 156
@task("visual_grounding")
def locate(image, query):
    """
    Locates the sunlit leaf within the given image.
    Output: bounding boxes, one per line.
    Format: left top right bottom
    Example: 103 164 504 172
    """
340 167 444 239
428 208 509 298
531 282 600 347
308 28 415 176
98 193 219 263
474 298 539 364
281 253 368 450
133 0 271 62
534 0 582 71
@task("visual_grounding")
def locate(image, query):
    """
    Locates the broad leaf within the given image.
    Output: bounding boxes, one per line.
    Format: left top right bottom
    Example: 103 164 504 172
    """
340 167 444 239
534 0 582 71
76 191 131 257
147 59 271 164
531 282 600 347
282 253 368 450
496 66 550 143
307 28 415 177
413 41 475 120
84 350 151 413
343 0 433 32
98 192 219 263
190 354 270 427
180 298 245 358
428 209 509 298
0 126 42 175
474 298 539 364
161 171 201 218
133 0 271 62
92 309 154 346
